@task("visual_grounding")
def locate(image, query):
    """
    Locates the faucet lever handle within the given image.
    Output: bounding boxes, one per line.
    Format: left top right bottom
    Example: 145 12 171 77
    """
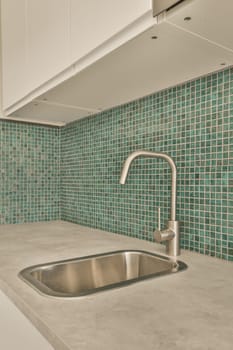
157 207 161 231
154 208 175 243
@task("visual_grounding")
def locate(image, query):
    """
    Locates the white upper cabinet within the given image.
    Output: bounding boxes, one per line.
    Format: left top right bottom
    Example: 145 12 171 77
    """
27 0 70 94
70 0 152 63
1 0 233 125
1 0 70 109
1 0 28 108
1 0 153 113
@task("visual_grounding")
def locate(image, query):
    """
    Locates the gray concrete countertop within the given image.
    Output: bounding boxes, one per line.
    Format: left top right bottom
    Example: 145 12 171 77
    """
0 221 232 350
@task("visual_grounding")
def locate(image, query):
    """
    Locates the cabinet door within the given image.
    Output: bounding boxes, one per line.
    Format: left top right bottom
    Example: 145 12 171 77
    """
70 0 152 63
1 0 28 108
0 290 54 350
27 0 70 93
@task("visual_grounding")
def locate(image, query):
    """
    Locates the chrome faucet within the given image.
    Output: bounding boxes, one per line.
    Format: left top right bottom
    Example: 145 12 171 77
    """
120 150 180 256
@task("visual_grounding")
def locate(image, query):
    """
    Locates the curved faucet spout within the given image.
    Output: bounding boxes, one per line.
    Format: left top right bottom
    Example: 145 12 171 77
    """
119 150 180 256
120 150 177 221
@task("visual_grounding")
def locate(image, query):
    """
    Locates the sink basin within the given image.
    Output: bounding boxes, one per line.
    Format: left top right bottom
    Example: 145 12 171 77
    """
19 250 187 298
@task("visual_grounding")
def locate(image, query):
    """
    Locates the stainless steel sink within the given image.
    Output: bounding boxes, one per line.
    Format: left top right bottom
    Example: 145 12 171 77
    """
19 250 187 298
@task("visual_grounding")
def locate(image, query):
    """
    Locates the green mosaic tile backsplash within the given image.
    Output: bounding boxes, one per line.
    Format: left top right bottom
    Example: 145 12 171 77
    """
1 68 232 261
0 121 60 224
61 67 233 261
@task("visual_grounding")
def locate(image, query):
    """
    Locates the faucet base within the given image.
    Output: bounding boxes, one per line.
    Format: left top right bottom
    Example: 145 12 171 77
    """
166 220 180 256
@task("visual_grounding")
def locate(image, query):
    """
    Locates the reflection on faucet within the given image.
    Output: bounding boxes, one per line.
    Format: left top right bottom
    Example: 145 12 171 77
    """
120 150 180 256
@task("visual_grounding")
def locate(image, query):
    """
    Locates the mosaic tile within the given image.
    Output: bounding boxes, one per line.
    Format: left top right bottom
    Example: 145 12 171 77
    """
0 121 60 224
1 67 233 261
61 67 233 261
